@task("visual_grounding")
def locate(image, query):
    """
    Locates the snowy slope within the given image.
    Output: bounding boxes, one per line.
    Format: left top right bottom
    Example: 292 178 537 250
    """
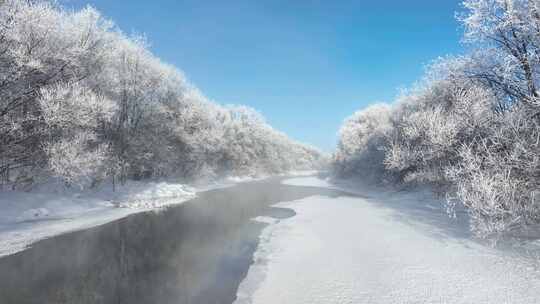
234 177 540 304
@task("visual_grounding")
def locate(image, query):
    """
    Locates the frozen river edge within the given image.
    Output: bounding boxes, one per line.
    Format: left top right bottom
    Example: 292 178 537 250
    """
234 176 540 304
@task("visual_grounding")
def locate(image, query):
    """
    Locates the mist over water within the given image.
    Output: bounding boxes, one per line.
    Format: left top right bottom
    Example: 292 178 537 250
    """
0 178 350 304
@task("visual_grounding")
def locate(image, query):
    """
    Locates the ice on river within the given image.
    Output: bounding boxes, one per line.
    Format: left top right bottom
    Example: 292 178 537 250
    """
234 177 540 304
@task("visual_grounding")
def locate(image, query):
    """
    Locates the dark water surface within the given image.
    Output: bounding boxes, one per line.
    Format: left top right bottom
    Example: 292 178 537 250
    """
0 178 348 304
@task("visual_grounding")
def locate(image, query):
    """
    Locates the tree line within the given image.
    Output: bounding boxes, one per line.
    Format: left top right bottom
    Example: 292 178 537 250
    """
333 0 540 238
0 0 324 190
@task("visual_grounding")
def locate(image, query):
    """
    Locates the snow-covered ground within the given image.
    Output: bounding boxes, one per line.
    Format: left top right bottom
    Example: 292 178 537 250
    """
0 171 317 258
234 176 540 304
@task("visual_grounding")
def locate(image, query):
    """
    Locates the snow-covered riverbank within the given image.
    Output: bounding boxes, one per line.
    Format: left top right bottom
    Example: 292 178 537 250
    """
234 176 540 304
0 180 195 257
0 171 318 258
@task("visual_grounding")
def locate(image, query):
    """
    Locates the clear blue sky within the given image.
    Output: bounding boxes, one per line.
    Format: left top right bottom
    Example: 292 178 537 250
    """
63 0 464 152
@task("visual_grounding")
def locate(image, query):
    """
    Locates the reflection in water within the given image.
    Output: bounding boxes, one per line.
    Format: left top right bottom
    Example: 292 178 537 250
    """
0 178 346 304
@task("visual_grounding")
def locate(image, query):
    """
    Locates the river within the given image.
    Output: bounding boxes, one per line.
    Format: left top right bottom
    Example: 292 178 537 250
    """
3 176 540 304
0 177 352 304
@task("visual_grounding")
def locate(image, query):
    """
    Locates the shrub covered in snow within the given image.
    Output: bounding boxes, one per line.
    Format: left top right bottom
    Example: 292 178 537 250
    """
446 106 540 236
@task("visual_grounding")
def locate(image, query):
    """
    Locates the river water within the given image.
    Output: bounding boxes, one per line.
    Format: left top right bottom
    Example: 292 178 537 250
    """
0 177 352 304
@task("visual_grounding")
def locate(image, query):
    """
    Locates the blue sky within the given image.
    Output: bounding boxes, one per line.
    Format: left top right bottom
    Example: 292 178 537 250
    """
64 0 464 151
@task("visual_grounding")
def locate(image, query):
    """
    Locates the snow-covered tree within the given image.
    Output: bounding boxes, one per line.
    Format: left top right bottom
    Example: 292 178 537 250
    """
0 0 324 189
333 1 540 238
334 103 392 180
38 82 115 187
460 0 540 105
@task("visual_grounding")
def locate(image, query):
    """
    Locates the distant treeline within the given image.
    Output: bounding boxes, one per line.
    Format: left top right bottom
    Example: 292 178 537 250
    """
0 0 325 190
334 0 540 238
